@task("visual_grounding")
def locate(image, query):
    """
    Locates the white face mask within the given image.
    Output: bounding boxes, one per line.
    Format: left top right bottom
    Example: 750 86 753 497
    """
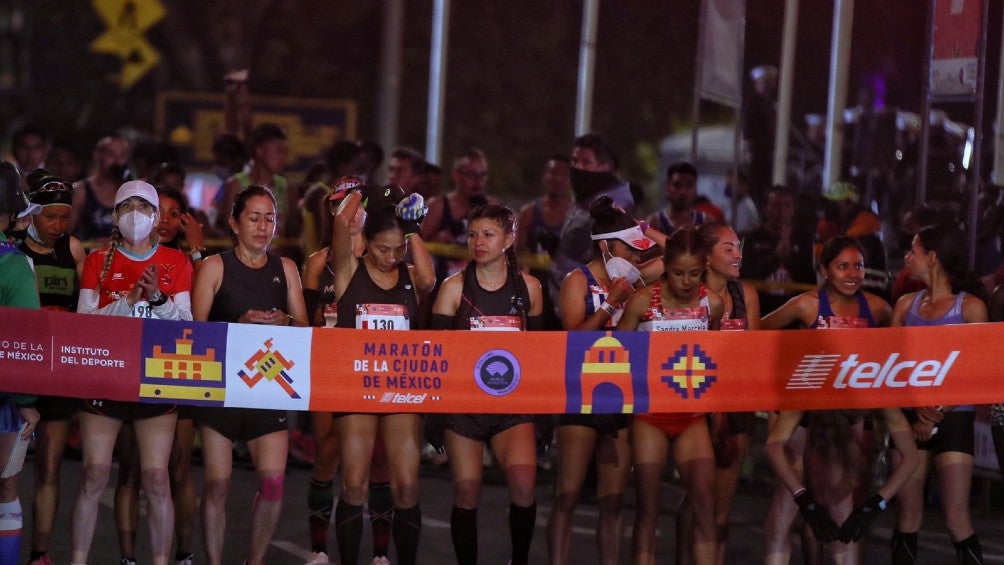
118 210 156 244
604 253 642 286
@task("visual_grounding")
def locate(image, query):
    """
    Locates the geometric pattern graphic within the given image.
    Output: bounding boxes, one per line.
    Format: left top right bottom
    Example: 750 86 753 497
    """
141 327 224 405
564 331 651 414
659 344 717 400
237 338 300 399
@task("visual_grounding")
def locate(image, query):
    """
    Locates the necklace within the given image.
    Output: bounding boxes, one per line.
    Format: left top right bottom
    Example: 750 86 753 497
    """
477 270 506 290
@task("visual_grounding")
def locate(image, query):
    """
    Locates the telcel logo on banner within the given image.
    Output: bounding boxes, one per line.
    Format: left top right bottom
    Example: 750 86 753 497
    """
787 351 960 390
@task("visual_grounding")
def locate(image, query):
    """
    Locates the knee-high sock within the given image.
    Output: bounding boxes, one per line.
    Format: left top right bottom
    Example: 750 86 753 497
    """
0 499 23 565
369 481 393 557
954 534 983 565
307 478 335 553
891 529 918 565
451 506 478 565
509 502 537 565
335 499 364 565
392 503 422 565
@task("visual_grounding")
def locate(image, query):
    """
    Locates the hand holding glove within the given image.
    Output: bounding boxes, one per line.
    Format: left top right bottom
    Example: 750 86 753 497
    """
795 490 840 542
396 193 428 236
839 492 886 542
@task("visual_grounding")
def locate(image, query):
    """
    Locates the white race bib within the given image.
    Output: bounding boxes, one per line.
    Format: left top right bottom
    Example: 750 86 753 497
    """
469 315 522 331
356 303 409 330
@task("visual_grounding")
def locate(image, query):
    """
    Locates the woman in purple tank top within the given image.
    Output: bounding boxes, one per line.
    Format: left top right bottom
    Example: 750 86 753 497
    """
890 224 988 564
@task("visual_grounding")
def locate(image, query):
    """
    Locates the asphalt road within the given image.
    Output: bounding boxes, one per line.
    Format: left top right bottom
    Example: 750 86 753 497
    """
14 443 1004 564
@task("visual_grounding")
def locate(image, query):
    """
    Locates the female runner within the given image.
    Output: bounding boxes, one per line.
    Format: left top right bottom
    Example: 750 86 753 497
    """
890 224 988 564
694 222 761 565
431 203 544 565
73 180 193 565
190 185 309 565
16 176 85 565
301 176 363 564
549 195 655 565
330 188 435 565
761 236 893 564
617 226 724 565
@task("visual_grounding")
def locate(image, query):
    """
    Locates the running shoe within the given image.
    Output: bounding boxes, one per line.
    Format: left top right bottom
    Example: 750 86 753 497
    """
371 557 391 565
27 554 53 565
175 552 195 565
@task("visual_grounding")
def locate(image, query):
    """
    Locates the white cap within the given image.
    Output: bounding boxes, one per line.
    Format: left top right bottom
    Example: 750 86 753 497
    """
590 225 657 251
114 180 159 208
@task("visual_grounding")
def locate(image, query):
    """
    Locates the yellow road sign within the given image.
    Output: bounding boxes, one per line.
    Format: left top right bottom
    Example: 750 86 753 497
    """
90 0 165 89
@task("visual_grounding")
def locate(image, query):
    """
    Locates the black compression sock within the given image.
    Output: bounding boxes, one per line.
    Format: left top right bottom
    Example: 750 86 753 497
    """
451 506 478 565
335 499 364 565
392 503 422 565
508 501 537 565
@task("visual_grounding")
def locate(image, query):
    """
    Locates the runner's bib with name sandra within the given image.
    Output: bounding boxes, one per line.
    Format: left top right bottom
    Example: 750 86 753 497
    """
638 306 709 332
470 315 522 331
356 303 409 330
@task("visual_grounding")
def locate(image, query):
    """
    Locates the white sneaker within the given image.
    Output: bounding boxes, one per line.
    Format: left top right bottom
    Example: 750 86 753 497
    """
305 551 332 564
371 557 391 565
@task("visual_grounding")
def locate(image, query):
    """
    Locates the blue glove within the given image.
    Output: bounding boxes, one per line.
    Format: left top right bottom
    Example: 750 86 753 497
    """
396 193 427 236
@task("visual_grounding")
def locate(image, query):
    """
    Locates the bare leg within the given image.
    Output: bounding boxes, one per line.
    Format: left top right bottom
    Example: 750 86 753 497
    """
169 417 198 560
712 432 750 565
200 425 234 565
70 412 122 564
630 419 668 565
764 423 807 565
30 419 69 557
595 427 631 565
491 422 538 565
674 420 717 565
114 423 140 560
547 424 596 565
246 429 288 565
134 412 178 565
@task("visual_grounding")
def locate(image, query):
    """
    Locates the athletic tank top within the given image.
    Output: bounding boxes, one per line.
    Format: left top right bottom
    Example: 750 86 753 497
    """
19 235 78 311
637 282 710 332
434 197 470 280
719 279 748 331
810 288 876 329
317 250 338 327
527 198 563 255
78 179 116 240
580 265 620 328
904 291 966 326
208 250 288 323
657 208 705 234
905 291 971 411
452 263 531 331
336 258 417 330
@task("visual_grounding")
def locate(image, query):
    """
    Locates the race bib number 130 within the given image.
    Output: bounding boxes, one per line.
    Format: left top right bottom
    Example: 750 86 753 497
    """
356 303 409 330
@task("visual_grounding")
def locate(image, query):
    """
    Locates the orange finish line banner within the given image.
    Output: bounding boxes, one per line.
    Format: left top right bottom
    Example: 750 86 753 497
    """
1 307 1002 413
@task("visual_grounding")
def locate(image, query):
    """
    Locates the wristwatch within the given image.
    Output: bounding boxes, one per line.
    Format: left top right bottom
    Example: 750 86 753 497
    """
148 291 168 307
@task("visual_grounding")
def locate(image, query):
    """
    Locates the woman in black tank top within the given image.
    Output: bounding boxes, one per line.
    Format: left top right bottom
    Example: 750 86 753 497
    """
431 204 544 565
190 185 308 565
328 189 435 565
